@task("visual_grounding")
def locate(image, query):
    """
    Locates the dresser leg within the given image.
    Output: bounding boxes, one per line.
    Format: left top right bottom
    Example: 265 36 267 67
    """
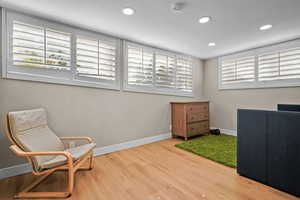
184 137 188 141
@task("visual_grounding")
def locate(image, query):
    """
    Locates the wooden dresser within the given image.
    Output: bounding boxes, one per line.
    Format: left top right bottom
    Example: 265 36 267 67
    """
171 101 209 140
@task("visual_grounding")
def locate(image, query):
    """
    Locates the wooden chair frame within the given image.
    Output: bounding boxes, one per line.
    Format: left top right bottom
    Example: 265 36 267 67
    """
4 115 95 199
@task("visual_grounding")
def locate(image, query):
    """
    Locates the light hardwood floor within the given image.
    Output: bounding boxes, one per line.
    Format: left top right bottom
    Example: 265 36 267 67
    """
0 138 298 200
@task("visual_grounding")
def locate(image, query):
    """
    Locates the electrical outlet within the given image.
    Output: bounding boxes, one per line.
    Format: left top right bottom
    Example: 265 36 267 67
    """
169 124 172 131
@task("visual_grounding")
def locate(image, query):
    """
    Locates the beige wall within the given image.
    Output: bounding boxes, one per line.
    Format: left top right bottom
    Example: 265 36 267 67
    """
204 58 300 131
0 59 204 169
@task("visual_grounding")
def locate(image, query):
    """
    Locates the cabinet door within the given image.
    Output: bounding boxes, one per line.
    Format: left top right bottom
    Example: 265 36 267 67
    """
237 109 268 183
267 112 300 197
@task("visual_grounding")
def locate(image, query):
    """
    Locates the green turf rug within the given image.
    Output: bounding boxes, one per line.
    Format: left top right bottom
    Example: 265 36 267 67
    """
175 134 237 168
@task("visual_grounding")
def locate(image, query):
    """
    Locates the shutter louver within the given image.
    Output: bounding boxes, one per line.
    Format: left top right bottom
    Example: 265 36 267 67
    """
221 56 255 84
280 48 300 79
127 45 154 86
76 36 116 81
46 29 71 69
176 57 192 92
258 52 279 81
12 21 71 70
155 54 175 89
13 21 45 68
258 48 300 81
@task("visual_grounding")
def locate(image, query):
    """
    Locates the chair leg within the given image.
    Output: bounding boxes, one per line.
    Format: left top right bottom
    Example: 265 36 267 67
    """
14 170 72 199
67 167 75 195
14 153 93 199
15 192 71 199
89 152 94 169
76 152 94 171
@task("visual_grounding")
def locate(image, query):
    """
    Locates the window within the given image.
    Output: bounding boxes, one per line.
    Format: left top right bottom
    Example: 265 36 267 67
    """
220 56 255 85
219 39 300 89
258 48 300 81
3 9 194 95
176 57 193 92
75 36 117 83
155 53 176 89
127 44 154 86
4 10 120 90
124 42 193 96
13 21 71 70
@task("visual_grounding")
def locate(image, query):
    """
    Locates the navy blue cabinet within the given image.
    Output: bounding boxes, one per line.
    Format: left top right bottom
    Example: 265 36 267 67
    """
237 109 300 198
237 110 268 183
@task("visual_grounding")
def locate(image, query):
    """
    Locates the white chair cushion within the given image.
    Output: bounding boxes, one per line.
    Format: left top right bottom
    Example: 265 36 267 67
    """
8 108 65 170
40 143 96 170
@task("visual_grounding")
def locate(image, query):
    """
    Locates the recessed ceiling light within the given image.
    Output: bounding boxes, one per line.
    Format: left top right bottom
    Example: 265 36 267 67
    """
260 24 272 31
122 7 135 16
208 42 216 47
198 16 211 24
171 2 185 12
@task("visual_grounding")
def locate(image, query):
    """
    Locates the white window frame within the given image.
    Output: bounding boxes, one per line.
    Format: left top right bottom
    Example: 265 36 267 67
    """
219 38 300 90
123 41 194 97
2 8 121 90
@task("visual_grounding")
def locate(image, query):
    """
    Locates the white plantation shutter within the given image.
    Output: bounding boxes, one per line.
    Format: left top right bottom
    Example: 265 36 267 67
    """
155 54 175 88
258 48 300 81
127 45 154 86
219 39 300 89
176 57 193 92
221 56 255 85
6 10 121 90
258 52 279 81
76 36 117 81
12 21 71 70
279 48 300 79
125 42 193 96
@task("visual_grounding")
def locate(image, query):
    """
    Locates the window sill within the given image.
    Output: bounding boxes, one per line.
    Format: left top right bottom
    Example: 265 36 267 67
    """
219 79 300 90
123 85 194 97
5 71 120 91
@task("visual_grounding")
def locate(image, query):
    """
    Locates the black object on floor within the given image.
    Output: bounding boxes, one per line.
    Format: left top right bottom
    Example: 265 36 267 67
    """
210 129 220 135
237 108 300 198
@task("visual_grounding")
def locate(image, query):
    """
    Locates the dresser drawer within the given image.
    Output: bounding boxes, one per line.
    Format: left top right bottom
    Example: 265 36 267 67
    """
187 121 209 137
186 103 209 113
187 112 209 122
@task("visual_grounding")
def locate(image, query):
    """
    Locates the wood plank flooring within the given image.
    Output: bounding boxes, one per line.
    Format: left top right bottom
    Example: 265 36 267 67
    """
0 138 298 200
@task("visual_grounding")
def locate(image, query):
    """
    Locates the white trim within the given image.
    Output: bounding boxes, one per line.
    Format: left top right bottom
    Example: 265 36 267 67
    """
0 163 32 180
123 86 194 97
6 71 121 91
94 132 171 156
1 8 7 78
211 127 237 136
0 132 171 180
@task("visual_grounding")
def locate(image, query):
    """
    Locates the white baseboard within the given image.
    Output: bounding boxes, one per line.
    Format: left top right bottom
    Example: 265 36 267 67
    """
211 127 237 136
0 163 32 180
0 132 172 180
94 132 171 156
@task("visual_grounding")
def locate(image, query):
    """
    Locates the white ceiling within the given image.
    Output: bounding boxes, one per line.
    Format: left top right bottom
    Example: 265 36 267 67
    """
1 0 300 59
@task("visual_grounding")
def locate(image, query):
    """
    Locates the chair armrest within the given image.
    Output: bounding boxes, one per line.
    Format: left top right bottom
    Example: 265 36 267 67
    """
9 145 73 165
60 137 93 143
